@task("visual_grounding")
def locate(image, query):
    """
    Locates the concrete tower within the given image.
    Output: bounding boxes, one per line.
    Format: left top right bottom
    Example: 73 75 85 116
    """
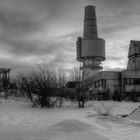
127 40 140 70
76 5 105 80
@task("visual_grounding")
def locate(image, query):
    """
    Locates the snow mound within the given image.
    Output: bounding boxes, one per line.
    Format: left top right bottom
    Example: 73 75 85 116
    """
54 131 109 140
50 119 94 133
128 106 140 122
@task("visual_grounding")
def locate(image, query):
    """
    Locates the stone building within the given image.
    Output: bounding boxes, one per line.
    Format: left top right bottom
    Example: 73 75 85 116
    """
84 40 140 101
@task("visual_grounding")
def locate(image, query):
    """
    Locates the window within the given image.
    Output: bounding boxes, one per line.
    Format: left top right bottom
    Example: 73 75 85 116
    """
96 82 99 87
102 79 106 86
127 79 130 84
134 79 140 84
95 81 99 87
124 78 140 85
99 80 102 86
131 79 134 84
94 79 106 88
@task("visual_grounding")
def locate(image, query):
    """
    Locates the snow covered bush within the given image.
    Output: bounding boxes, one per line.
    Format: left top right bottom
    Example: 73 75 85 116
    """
93 101 115 116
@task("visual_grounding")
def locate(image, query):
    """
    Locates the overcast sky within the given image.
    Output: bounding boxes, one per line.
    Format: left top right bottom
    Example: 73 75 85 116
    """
0 0 140 76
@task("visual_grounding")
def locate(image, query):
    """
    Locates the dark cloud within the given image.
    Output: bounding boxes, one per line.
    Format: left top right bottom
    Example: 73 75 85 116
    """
0 0 81 37
0 1 47 36
0 0 140 76
0 12 39 32
0 39 60 57
92 0 140 38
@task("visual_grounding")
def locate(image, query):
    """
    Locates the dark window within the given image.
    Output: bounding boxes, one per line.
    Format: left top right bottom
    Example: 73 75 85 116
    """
94 82 96 88
134 79 140 84
99 80 102 86
131 79 134 84
94 79 106 88
125 78 131 85
124 78 140 85
127 79 130 84
102 79 106 86
95 81 98 87
96 81 99 87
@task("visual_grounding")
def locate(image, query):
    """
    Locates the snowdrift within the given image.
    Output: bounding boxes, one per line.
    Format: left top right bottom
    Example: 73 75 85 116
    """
50 119 94 133
128 106 140 122
49 119 109 140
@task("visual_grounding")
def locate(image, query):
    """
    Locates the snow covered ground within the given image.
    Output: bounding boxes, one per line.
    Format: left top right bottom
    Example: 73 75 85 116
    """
0 98 140 140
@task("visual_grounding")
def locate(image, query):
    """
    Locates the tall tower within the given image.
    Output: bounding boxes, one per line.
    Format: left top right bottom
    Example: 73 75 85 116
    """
127 40 140 70
76 5 105 80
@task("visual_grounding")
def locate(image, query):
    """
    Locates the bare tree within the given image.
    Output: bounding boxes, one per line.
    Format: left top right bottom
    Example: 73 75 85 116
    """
55 67 67 107
69 64 82 82
56 67 66 88
69 64 86 108
16 64 68 108
17 65 57 107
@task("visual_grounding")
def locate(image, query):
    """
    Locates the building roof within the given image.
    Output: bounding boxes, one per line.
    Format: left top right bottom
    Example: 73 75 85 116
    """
131 40 140 46
128 40 140 58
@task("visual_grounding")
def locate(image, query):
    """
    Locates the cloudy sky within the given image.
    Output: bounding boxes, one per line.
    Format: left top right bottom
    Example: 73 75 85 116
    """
0 0 140 76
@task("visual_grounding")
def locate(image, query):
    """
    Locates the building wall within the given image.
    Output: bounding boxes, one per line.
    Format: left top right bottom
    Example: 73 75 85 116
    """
83 69 140 101
127 41 140 70
83 71 121 100
121 70 140 101
81 41 140 101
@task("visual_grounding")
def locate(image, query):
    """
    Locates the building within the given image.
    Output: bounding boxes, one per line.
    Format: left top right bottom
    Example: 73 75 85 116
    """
76 5 140 101
83 71 121 100
121 70 140 101
82 40 140 101
76 5 105 80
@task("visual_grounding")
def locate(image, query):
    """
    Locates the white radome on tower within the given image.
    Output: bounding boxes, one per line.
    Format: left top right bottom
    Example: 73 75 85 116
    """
76 5 105 80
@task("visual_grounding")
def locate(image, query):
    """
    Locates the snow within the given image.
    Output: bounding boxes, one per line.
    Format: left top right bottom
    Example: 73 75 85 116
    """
0 98 140 140
128 107 140 122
